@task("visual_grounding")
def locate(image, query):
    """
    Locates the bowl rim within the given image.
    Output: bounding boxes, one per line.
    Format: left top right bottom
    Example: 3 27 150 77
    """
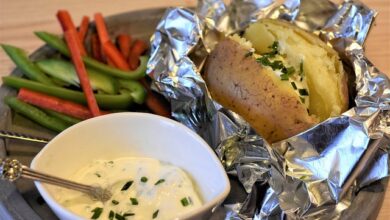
31 112 231 219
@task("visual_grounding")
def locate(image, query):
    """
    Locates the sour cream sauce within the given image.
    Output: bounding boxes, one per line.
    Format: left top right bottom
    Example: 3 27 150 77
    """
55 157 202 220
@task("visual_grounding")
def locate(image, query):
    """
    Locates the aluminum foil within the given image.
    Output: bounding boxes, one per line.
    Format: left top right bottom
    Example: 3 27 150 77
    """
147 0 389 219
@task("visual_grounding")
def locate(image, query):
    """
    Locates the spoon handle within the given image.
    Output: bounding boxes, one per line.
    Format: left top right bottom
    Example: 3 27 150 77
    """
0 158 111 201
0 130 50 144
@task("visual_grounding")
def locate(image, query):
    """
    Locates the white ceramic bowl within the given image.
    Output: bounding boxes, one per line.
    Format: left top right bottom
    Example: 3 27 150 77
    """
31 112 230 220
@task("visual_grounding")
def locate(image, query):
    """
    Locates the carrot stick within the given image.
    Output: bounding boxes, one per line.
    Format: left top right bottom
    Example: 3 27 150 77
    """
117 34 132 59
18 88 93 119
56 10 87 56
91 34 103 62
64 30 101 117
140 78 171 118
94 13 110 44
129 39 148 70
102 41 130 70
78 16 90 43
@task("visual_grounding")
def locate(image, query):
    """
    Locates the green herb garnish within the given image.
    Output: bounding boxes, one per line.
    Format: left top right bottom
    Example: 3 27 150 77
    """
267 41 279 56
94 172 101 178
152 210 159 219
300 97 305 103
130 197 139 205
181 197 191 207
299 61 304 81
299 89 309 96
123 212 135 217
111 200 119 205
91 207 103 219
291 82 297 90
140 177 148 182
244 51 253 58
121 180 133 191
115 213 126 220
154 179 165 185
109 210 115 220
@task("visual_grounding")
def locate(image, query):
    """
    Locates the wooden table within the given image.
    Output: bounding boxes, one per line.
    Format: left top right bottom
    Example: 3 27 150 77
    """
0 0 389 219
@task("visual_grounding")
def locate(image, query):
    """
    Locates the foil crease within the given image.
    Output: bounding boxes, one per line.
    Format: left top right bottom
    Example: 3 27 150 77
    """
147 0 389 219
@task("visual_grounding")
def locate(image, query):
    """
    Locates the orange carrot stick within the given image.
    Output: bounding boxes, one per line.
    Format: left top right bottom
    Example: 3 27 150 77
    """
117 34 132 59
140 78 171 118
102 41 130 70
91 34 103 62
94 13 110 44
78 16 90 43
129 39 148 70
64 30 100 117
18 88 93 119
56 10 87 56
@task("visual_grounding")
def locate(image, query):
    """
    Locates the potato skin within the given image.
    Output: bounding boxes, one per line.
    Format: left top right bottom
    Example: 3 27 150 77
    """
204 38 318 143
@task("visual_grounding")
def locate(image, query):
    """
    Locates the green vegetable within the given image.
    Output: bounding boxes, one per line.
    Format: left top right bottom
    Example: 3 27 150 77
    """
1 44 55 85
152 210 159 219
154 179 165 185
119 80 146 104
4 97 69 132
109 210 114 220
114 213 126 220
299 88 309 96
123 213 135 217
120 180 133 191
140 176 148 182
90 207 103 219
37 59 119 94
42 109 81 125
130 197 138 205
34 32 148 80
181 197 190 207
3 76 133 109
111 200 119 205
299 61 304 81
291 82 297 90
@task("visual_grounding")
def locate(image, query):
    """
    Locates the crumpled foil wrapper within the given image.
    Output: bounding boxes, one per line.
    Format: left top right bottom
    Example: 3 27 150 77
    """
147 0 390 219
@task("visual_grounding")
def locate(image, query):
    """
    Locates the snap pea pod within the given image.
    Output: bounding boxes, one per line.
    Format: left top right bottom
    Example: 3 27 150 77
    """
1 44 55 85
3 76 133 109
43 109 81 125
119 80 146 104
4 96 69 132
34 31 148 80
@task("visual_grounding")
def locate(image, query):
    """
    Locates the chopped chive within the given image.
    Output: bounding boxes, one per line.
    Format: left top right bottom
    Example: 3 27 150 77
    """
244 51 253 58
130 197 139 205
94 172 101 178
109 210 115 220
298 89 309 96
123 212 135 217
152 210 159 219
111 200 119 205
181 197 191 207
121 180 133 191
115 213 126 220
280 74 289 81
300 97 305 103
140 177 148 183
154 179 165 185
291 82 297 90
91 207 103 219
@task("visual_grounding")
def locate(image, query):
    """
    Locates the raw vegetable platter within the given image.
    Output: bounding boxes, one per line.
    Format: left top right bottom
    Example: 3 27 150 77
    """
0 8 387 220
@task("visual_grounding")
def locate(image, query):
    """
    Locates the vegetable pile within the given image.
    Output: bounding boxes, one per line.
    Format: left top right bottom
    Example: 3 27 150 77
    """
2 10 171 132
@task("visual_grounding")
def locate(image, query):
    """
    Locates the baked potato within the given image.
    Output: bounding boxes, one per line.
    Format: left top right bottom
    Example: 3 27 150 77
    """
204 19 348 143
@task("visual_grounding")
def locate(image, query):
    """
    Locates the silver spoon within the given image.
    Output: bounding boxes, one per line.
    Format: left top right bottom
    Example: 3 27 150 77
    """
0 158 112 202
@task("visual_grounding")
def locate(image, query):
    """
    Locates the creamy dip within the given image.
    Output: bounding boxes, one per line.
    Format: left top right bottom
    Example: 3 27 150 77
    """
55 157 202 220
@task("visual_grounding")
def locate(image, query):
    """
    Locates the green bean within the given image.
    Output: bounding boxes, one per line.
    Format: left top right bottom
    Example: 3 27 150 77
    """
43 109 81 125
34 31 148 80
119 80 146 104
1 44 55 85
2 76 133 109
4 96 69 132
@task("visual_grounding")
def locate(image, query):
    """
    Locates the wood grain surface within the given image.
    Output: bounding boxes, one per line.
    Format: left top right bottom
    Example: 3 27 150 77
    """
0 0 389 219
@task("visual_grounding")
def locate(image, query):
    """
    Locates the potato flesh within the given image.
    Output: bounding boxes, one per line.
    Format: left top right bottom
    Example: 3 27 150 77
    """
244 19 348 120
